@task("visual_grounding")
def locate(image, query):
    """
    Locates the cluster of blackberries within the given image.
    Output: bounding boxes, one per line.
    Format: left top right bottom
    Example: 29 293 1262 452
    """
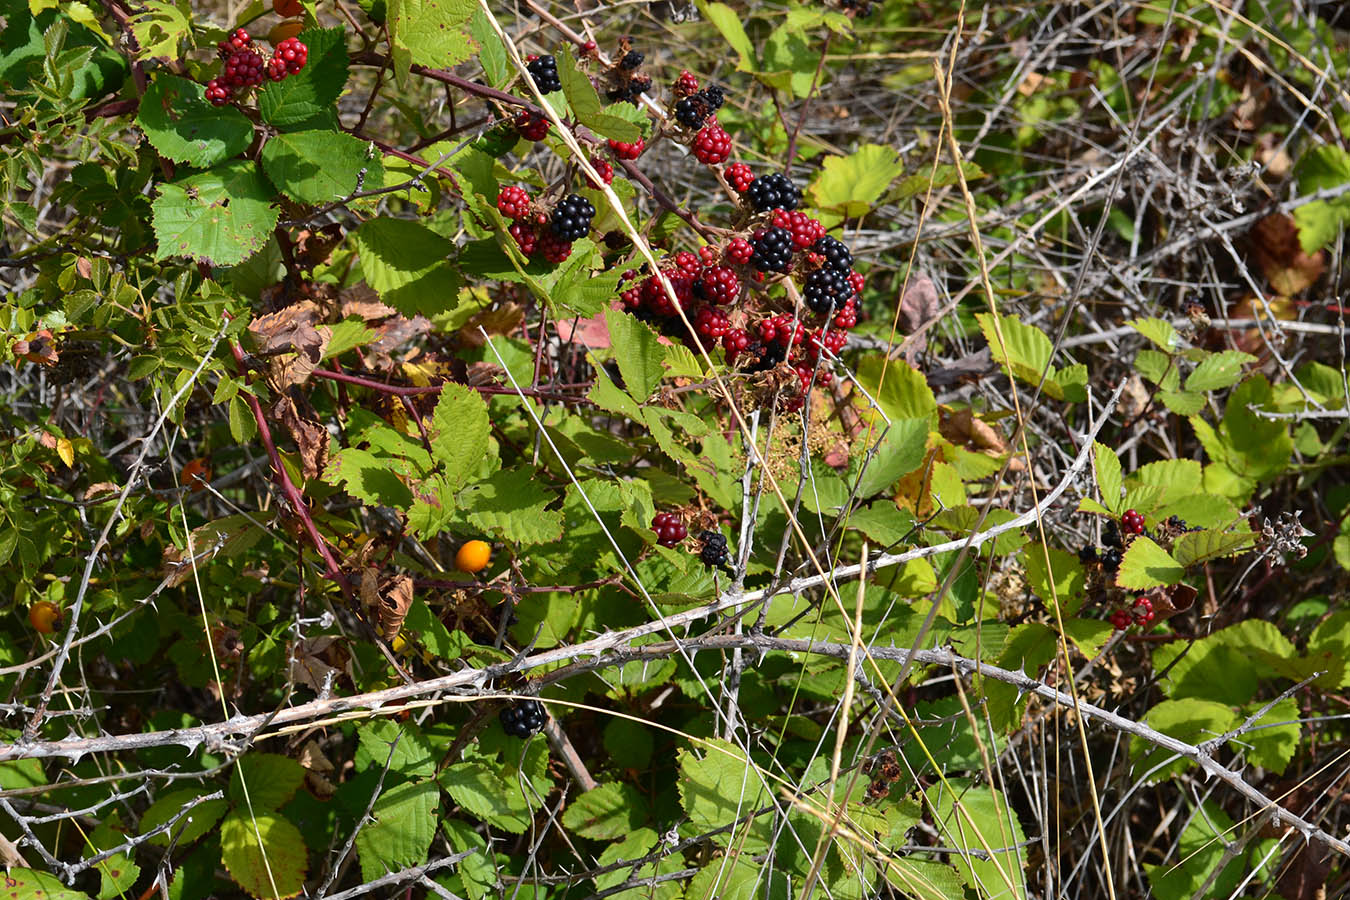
750 227 795 273
526 54 561 93
551 194 595 241
652 512 687 548
673 86 725 129
698 531 730 569
204 29 308 106
1080 543 1122 571
499 699 546 738
743 173 802 213
813 235 852 272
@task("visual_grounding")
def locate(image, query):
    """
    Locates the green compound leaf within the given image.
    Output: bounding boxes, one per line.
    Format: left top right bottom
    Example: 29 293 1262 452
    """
219 809 309 900
261 130 382 204
151 160 278 267
259 27 350 129
353 779 439 883
228 753 305 810
603 307 665 402
137 74 253 168
1115 537 1184 590
560 782 648 839
351 216 460 317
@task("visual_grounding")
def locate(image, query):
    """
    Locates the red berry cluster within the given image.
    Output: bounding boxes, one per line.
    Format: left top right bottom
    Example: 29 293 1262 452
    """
1111 596 1156 630
497 187 575 264
692 123 732 165
1121 509 1145 535
585 156 614 189
651 512 687 548
516 110 550 141
205 28 307 107
608 137 644 160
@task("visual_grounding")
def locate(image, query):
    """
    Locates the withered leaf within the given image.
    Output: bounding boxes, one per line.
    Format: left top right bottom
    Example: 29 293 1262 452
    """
272 389 329 482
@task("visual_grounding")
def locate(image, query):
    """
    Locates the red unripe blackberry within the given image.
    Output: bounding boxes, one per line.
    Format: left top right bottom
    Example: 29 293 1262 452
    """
585 156 614 189
725 237 753 265
205 79 232 105
832 298 858 330
1109 609 1132 630
692 123 732 165
1121 509 1145 535
509 222 538 256
651 512 687 548
696 265 739 305
538 231 573 264
672 250 701 276
698 245 719 266
674 70 700 96
726 162 754 193
723 328 750 362
496 185 532 219
694 305 730 339
608 137 644 160
581 39 597 54
515 110 550 141
772 210 826 250
847 269 865 297
273 36 307 75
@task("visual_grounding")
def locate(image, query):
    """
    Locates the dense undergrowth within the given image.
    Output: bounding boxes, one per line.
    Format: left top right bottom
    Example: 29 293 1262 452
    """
1 0 1349 898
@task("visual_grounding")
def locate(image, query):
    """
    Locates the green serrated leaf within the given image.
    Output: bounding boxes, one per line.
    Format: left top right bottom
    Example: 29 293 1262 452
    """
1185 350 1256 393
1115 537 1184 590
139 789 228 847
698 0 755 71
678 739 773 849
229 753 305 810
977 312 1059 397
809 143 906 217
429 383 490 488
1171 528 1256 566
219 810 309 900
1128 316 1181 351
138 75 253 168
389 0 474 80
326 447 414 509
261 130 382 204
0 868 89 900
463 468 562 544
1093 441 1123 511
152 160 278 267
856 418 929 496
439 762 534 834
351 217 460 317
356 719 437 776
560 782 647 839
1132 699 1236 782
603 307 664 402
353 779 438 883
129 0 192 60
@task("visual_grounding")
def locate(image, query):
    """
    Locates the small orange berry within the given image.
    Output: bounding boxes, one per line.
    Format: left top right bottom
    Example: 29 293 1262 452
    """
29 601 62 634
181 458 211 493
272 0 303 17
268 19 304 45
455 540 492 574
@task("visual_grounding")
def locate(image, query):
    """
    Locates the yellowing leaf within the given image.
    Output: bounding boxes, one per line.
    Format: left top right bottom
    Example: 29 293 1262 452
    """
810 144 906 217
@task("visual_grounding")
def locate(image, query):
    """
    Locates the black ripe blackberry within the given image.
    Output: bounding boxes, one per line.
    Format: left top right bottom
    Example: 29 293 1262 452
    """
744 173 801 212
802 266 853 315
1100 546 1122 572
698 530 729 569
812 235 852 272
1103 521 1121 548
701 84 725 111
750 227 793 273
550 194 595 241
744 339 787 374
499 699 546 738
1077 545 1099 563
527 55 561 94
619 49 644 70
674 96 707 129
